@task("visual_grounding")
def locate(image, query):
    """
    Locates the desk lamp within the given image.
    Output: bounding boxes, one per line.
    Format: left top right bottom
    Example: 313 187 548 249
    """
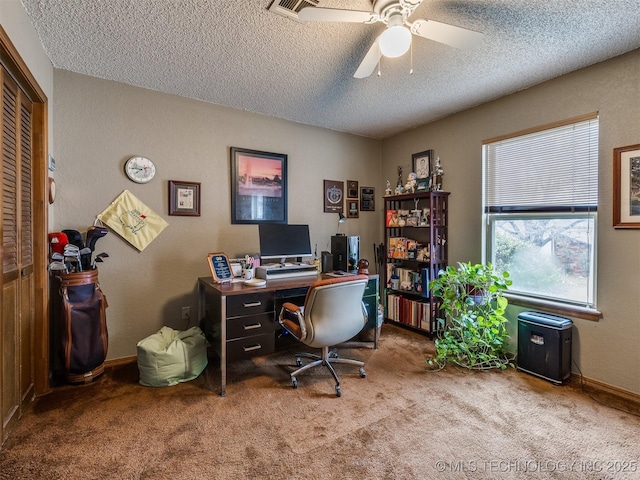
336 212 347 235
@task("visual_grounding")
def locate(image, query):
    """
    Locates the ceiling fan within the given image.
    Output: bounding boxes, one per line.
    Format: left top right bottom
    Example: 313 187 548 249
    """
298 0 483 78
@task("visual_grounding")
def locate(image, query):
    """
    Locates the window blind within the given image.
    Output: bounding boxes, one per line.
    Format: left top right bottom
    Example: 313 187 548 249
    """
484 116 599 212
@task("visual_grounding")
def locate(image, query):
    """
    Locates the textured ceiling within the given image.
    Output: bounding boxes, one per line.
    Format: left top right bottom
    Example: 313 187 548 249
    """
20 0 640 139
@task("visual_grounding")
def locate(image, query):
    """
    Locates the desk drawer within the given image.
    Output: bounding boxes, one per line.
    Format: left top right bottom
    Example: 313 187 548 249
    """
364 278 378 297
226 312 275 340
227 333 275 361
226 292 274 318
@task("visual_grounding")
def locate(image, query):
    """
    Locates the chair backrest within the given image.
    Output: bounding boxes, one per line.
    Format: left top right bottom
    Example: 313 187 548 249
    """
302 275 369 348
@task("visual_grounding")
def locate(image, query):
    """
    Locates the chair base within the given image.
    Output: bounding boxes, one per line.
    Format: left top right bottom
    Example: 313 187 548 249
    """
289 346 365 397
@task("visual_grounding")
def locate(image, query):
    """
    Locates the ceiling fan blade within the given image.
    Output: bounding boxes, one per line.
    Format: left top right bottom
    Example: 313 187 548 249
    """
410 19 483 49
354 39 380 79
298 6 376 23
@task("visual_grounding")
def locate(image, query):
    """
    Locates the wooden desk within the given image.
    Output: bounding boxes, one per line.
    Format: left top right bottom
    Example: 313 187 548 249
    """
198 274 379 396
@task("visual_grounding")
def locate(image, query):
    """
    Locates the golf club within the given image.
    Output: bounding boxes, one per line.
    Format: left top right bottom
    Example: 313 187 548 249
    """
86 225 108 252
91 252 109 269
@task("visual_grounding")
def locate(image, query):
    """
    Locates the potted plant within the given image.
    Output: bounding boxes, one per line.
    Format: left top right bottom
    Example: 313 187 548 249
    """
427 262 513 370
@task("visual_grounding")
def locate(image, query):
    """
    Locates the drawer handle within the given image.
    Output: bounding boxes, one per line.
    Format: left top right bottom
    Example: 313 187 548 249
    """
243 344 262 352
244 323 262 330
243 301 262 308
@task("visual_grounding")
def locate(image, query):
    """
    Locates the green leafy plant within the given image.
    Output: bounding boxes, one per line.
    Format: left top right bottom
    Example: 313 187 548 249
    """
427 262 514 371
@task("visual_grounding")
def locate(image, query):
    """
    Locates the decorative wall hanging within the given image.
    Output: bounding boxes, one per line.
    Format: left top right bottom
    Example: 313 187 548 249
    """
169 180 201 216
613 143 640 228
347 180 359 198
323 179 344 213
230 147 287 224
360 186 375 211
98 190 168 251
347 199 359 218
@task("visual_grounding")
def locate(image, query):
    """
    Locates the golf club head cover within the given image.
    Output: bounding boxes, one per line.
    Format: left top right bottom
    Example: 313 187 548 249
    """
62 229 85 249
86 226 108 252
48 232 69 256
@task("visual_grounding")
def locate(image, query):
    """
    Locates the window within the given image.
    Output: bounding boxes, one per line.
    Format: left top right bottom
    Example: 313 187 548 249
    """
483 114 598 308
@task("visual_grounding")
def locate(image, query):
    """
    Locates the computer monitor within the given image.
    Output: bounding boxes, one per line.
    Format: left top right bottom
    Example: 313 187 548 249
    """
258 224 312 264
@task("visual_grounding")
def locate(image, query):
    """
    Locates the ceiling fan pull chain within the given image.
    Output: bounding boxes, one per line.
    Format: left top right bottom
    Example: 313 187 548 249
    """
410 40 414 75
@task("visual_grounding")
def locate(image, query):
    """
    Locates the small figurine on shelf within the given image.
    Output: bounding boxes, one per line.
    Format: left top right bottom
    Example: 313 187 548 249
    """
432 156 444 191
416 245 430 261
385 180 393 196
419 207 430 226
404 172 417 193
396 166 404 194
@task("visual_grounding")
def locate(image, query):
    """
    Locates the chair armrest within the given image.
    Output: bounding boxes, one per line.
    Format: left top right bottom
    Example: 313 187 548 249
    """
278 303 306 341
281 302 301 315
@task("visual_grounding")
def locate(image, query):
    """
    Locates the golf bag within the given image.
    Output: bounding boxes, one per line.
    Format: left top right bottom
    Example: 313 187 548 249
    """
54 269 108 384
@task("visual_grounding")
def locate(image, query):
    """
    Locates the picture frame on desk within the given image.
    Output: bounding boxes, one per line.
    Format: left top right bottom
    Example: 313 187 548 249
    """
230 147 287 224
207 252 233 283
169 180 201 216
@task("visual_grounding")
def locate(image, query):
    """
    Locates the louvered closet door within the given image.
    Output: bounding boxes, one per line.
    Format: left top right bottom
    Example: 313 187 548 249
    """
1 67 34 442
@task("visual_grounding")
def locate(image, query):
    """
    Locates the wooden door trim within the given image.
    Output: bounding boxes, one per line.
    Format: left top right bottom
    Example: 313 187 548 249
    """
0 26 49 396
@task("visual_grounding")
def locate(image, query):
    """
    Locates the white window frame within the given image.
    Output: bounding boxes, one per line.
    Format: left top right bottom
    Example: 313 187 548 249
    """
482 114 599 315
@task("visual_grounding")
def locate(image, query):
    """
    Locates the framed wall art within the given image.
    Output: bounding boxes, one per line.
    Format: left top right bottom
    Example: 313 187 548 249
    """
347 199 359 218
169 180 201 216
230 147 287 224
412 149 434 180
347 180 359 198
360 186 375 211
324 179 344 213
613 143 640 228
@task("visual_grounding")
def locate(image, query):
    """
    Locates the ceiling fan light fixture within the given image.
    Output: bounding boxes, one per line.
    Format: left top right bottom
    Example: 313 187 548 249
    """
379 24 412 58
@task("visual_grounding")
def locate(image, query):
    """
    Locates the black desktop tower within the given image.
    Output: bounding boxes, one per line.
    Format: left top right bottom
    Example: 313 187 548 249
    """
330 235 359 272
517 311 573 385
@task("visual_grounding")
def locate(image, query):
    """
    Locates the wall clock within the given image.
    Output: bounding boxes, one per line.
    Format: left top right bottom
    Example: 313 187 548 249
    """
124 156 156 184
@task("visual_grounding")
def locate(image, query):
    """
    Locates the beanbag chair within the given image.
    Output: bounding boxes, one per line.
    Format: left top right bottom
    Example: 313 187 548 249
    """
137 326 208 387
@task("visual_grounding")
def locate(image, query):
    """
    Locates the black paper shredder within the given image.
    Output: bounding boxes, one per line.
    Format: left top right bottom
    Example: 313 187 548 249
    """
517 311 573 385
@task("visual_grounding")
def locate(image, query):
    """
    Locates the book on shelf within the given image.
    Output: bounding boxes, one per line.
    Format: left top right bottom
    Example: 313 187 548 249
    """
386 293 432 332
388 237 408 258
386 209 399 227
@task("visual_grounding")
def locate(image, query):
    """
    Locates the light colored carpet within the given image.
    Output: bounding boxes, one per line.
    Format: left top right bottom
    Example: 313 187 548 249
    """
1 324 638 479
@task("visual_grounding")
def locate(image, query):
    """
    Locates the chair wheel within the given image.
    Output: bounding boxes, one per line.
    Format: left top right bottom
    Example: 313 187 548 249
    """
296 357 303 367
291 377 298 388
335 385 341 397
359 367 366 378
329 351 338 359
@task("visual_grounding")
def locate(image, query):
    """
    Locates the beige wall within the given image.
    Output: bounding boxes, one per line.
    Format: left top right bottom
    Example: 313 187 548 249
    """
0 1 54 144
382 49 640 395
52 70 382 360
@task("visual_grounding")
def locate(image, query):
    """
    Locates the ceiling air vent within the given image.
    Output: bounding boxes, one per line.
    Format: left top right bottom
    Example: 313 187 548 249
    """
268 0 320 21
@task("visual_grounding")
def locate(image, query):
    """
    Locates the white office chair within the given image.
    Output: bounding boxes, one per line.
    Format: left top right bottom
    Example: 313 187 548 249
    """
278 274 369 397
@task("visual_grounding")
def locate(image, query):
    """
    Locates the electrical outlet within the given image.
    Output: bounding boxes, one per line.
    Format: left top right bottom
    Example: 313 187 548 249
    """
181 306 191 323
